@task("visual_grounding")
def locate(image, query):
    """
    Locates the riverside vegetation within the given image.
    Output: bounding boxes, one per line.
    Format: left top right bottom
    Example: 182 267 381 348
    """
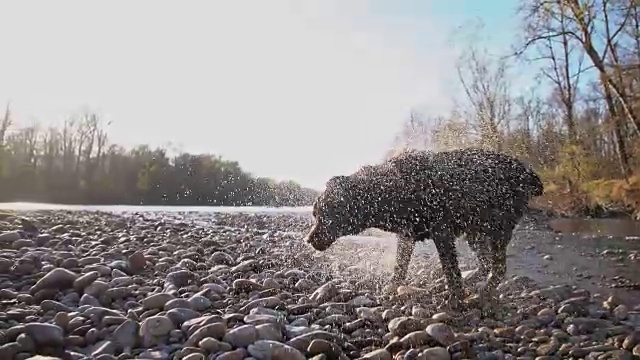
390 0 640 219
0 111 317 207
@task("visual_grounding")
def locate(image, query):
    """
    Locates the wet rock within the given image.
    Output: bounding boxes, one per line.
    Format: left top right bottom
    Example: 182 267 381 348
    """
112 319 138 350
388 317 423 337
184 322 227 347
247 340 306 360
23 323 64 347
29 268 78 294
223 324 258 348
360 349 392 360
0 231 21 243
420 347 450 360
139 315 174 347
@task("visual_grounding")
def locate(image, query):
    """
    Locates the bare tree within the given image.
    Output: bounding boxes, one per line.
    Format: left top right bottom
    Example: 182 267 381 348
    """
392 111 435 152
531 0 586 142
0 103 11 147
455 37 513 151
510 86 553 164
517 0 640 135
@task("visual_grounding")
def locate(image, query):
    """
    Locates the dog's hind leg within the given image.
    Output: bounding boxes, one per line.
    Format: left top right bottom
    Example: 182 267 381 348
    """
485 226 514 296
465 233 492 287
470 226 515 315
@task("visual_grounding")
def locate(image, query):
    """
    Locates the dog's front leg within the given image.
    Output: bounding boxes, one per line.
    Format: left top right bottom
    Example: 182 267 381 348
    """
391 234 416 284
385 233 416 294
485 227 513 295
433 231 464 310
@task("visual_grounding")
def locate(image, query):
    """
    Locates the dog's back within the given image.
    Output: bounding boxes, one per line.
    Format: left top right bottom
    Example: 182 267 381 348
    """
378 148 542 235
387 148 542 199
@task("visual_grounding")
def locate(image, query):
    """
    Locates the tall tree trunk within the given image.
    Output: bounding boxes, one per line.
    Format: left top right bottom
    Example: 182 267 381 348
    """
602 79 632 178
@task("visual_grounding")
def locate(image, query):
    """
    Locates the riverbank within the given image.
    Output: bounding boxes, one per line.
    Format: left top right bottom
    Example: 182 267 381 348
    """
0 210 639 359
533 176 640 220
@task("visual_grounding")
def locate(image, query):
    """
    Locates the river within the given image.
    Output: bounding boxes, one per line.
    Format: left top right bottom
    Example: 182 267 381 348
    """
4 202 640 236
2 201 640 305
0 202 311 214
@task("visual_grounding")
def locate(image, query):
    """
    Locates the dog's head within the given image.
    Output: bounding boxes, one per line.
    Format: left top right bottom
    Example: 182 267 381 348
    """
304 175 368 251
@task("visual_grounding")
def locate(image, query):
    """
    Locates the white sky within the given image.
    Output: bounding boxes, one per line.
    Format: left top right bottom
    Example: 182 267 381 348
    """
0 0 460 189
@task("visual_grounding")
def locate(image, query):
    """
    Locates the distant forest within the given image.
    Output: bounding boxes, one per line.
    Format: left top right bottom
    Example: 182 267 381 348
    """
0 111 318 206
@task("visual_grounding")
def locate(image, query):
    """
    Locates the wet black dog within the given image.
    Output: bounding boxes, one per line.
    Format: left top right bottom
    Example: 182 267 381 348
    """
304 148 544 309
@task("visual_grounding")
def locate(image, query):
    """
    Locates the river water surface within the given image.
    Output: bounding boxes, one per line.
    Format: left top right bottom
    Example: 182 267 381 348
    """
0 202 311 214
2 202 639 305
4 202 640 236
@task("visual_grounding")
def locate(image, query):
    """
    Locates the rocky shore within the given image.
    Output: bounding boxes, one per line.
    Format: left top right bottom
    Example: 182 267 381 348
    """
0 210 639 360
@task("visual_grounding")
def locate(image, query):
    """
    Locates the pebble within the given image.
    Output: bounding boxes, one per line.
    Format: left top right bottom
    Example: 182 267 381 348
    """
426 322 456 346
0 210 636 360
223 324 258 348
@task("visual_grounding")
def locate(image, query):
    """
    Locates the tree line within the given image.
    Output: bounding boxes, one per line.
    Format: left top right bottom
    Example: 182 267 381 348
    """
392 0 640 216
0 111 318 206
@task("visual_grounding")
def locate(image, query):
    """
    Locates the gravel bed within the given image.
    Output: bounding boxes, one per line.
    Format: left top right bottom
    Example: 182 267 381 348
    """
0 210 639 360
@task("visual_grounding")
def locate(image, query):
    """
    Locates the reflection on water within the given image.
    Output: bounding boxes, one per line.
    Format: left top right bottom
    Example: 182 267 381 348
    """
0 202 311 214
550 218 640 237
5 202 640 239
